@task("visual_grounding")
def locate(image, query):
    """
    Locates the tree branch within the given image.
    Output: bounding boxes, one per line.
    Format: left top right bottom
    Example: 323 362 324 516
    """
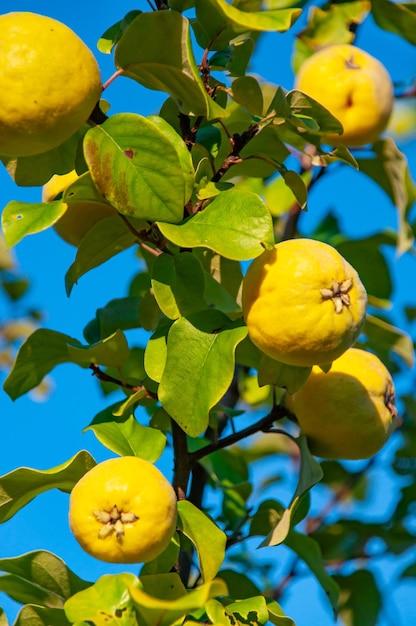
89 364 157 398
171 418 191 501
189 403 289 465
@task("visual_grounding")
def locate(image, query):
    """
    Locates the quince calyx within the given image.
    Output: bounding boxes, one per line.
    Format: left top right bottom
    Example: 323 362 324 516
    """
320 278 353 314
93 505 139 539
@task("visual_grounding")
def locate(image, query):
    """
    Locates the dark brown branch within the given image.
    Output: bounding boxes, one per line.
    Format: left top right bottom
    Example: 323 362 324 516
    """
171 418 191 501
89 363 157 398
88 102 108 125
211 124 261 183
189 403 289 465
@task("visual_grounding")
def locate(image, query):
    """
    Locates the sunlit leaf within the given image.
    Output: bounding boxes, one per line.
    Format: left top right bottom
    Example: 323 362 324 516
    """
151 252 207 319
67 329 130 369
1 200 67 248
0 551 90 608
260 436 323 546
159 310 247 436
193 0 301 50
0 451 96 523
84 114 188 223
144 320 172 385
14 605 71 626
64 573 138 626
158 189 274 261
128 574 227 626
147 115 195 203
178 501 227 581
84 404 166 462
293 1 370 71
115 11 224 119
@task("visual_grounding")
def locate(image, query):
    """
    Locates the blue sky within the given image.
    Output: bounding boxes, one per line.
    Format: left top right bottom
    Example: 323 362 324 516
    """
0 1 416 625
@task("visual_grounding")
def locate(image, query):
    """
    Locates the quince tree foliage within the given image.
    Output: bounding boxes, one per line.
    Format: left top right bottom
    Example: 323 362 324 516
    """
1 1 416 625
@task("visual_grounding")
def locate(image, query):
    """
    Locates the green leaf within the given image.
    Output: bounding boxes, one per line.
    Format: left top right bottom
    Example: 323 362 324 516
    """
266 600 296 626
286 90 344 135
14 605 71 626
263 170 313 217
293 1 369 72
115 11 223 119
260 436 323 546
364 314 414 367
371 0 416 44
84 297 142 341
159 311 247 436
140 533 181 576
400 561 416 579
144 320 173 384
285 531 340 616
1 201 67 248
0 551 90 608
151 252 207 319
177 500 227 581
146 115 195 203
258 354 312 393
84 114 188 223
158 189 274 261
3 329 82 401
84 404 166 462
128 574 227 626
64 573 138 626
193 0 301 50
98 10 143 54
335 570 382 626
249 499 285 538
0 451 96 523
65 216 138 296
335 236 393 301
66 329 130 370
225 596 269 625
231 76 264 116
0 125 87 188
356 138 416 253
217 570 262 600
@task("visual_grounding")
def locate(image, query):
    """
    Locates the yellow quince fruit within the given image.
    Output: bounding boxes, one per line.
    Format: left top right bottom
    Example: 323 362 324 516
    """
42 170 116 246
295 44 394 146
284 348 397 459
0 12 102 156
69 456 178 564
242 238 367 367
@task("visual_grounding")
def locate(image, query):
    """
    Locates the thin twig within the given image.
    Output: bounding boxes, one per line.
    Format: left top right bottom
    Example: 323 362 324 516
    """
89 363 157 398
189 404 289 465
